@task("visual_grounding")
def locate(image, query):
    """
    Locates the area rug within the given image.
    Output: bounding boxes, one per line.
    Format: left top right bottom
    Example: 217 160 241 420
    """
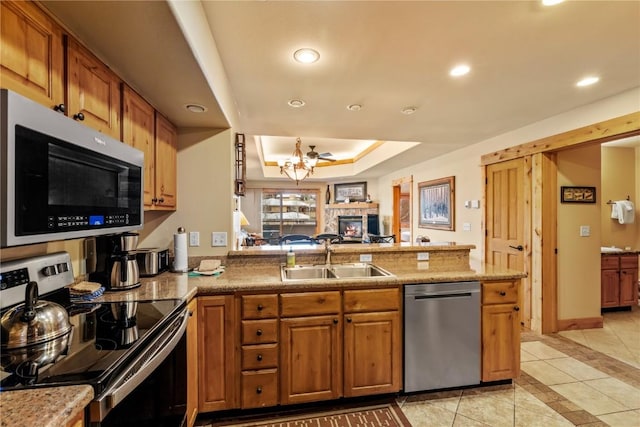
205 401 412 427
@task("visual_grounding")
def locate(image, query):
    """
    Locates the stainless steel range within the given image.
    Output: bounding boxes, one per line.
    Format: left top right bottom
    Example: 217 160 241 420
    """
0 252 189 427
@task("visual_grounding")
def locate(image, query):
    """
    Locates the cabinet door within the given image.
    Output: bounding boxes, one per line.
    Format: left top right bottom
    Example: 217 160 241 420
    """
186 299 198 427
601 269 620 308
198 295 237 412
66 37 121 138
122 85 155 207
0 0 64 108
619 268 638 307
154 112 177 210
343 311 401 397
481 303 520 382
280 315 341 405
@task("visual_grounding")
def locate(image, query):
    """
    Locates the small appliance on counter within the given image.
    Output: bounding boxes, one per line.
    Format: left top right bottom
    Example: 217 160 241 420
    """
88 233 141 290
133 248 170 277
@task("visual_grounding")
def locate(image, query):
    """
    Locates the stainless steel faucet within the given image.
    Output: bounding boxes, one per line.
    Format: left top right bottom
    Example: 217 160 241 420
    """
324 240 333 265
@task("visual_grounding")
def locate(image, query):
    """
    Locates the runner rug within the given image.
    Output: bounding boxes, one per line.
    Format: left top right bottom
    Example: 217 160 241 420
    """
206 401 412 427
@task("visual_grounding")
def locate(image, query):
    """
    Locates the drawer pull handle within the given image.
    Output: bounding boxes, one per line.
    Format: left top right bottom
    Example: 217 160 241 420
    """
499 291 506 296
257 354 263 361
73 112 85 121
333 318 338 324
256 329 263 336
256 386 262 394
514 306 520 312
257 304 264 311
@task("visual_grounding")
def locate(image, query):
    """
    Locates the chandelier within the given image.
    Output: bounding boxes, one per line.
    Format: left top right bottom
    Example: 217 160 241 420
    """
277 138 317 184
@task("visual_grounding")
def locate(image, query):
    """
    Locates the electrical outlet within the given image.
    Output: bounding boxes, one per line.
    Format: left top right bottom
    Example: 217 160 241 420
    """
360 254 372 263
211 232 227 247
417 252 429 261
463 222 471 231
189 231 200 246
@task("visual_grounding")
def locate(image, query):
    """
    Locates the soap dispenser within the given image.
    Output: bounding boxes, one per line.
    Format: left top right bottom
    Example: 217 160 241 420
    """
286 247 295 267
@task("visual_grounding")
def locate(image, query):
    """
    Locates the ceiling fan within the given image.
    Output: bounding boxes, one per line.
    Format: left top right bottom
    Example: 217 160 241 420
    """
306 145 336 162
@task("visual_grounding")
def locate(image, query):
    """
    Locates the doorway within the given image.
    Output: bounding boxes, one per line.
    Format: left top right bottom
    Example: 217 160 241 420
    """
392 176 412 242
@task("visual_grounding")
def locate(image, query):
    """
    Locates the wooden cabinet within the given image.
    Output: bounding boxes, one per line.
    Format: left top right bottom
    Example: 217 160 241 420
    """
65 410 84 427
279 291 342 405
0 0 64 109
198 295 237 412
186 299 198 427
239 294 278 409
343 288 401 397
66 37 121 139
602 254 639 308
154 112 177 210
481 280 520 382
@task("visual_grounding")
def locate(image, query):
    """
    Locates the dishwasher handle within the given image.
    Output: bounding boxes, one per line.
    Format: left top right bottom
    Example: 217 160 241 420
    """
413 292 475 300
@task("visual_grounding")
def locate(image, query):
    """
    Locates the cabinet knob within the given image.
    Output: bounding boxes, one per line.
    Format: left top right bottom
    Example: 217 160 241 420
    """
152 197 158 203
158 197 165 203
256 354 263 361
53 104 65 114
256 386 262 394
346 317 352 323
499 291 506 296
256 329 263 336
257 304 264 311
333 318 339 324
514 306 520 312
73 112 85 121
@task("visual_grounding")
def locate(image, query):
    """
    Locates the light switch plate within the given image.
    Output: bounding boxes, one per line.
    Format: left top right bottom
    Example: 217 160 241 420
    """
211 232 227 247
463 222 471 231
417 252 430 261
360 254 372 263
189 231 200 246
579 225 590 237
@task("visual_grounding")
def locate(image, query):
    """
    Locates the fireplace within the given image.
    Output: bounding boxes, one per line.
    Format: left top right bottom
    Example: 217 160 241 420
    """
338 215 363 238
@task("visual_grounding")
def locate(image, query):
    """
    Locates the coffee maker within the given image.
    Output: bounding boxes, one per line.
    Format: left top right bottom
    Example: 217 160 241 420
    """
89 233 141 291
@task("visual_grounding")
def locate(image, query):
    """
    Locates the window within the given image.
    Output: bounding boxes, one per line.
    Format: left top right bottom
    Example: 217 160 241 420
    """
261 189 318 240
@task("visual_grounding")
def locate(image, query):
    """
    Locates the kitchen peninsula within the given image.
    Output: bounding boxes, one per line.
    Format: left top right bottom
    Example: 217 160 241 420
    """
0 242 525 426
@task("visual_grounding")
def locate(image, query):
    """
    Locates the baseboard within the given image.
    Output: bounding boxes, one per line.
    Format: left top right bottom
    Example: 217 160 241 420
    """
557 316 603 331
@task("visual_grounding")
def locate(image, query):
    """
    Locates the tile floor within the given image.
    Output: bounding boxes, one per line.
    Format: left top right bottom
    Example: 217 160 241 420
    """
397 306 640 426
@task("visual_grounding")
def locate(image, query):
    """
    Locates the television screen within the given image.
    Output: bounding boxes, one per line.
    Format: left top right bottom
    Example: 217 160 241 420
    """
338 215 363 238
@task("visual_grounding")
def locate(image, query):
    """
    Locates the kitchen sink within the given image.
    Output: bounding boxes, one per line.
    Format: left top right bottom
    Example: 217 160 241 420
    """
281 263 393 281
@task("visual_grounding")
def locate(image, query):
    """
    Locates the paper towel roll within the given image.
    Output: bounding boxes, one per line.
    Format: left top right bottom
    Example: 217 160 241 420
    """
173 228 188 272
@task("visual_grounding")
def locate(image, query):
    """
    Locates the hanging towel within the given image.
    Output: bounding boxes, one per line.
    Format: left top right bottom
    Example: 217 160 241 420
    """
611 204 619 219
614 200 635 224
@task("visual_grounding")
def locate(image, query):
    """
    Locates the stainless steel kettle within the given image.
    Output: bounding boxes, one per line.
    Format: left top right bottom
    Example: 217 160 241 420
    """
109 254 140 290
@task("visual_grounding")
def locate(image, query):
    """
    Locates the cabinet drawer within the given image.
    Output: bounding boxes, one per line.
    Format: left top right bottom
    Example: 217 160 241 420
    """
242 294 278 319
621 255 639 269
242 343 279 370
344 288 399 312
241 369 278 409
280 291 341 317
601 256 619 269
482 281 518 304
241 319 278 345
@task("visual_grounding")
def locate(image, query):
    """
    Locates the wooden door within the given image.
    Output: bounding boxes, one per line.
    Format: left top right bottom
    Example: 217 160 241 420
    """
343 311 401 397
198 296 237 412
154 112 177 209
186 299 198 427
66 37 121 138
486 158 529 328
280 315 341 405
481 303 520 382
0 0 64 108
122 85 155 207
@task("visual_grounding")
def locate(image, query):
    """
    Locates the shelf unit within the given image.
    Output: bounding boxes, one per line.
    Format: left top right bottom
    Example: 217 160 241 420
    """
261 190 318 240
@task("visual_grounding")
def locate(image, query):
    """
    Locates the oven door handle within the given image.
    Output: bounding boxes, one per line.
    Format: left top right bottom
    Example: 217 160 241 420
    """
95 307 189 418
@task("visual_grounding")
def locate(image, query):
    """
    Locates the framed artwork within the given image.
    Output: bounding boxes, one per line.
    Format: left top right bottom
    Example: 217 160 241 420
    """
418 176 455 230
561 186 596 203
334 182 367 203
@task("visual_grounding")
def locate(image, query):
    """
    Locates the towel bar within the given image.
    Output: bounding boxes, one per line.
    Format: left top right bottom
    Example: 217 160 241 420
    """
606 196 631 204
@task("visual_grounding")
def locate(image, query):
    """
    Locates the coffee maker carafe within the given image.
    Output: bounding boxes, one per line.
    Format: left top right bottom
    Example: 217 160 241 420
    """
89 233 140 290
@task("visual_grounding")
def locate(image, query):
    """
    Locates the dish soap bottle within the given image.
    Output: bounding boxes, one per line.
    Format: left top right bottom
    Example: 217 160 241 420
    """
287 247 295 267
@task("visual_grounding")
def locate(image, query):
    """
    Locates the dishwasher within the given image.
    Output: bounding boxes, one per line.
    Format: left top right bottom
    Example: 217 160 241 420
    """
404 281 481 392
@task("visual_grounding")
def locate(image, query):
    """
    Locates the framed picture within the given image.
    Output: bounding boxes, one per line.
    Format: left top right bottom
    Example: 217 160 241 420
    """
418 176 455 230
561 186 596 203
334 182 367 203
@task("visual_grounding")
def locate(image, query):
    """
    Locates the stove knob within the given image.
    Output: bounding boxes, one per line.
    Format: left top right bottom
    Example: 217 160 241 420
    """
42 265 58 276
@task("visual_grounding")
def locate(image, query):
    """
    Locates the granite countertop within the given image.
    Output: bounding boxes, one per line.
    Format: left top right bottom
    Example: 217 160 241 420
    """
0 385 93 427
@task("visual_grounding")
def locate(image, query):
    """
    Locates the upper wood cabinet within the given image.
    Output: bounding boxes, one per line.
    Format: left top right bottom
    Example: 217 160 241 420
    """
122 85 155 206
65 37 121 139
154 112 177 210
0 0 64 108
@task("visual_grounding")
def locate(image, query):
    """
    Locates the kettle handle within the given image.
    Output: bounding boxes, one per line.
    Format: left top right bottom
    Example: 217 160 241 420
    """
21 281 38 322
120 256 128 283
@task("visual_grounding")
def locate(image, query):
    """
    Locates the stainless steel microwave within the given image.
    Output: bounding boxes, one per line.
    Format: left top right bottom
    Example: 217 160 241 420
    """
0 89 144 247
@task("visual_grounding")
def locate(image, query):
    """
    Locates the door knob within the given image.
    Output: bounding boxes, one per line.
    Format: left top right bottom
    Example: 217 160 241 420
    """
509 245 524 251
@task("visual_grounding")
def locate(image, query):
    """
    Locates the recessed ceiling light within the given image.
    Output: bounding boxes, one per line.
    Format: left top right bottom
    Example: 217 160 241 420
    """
347 104 362 111
401 106 417 115
185 104 207 113
542 0 564 6
293 48 320 64
576 76 600 87
450 64 471 77
287 99 306 108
